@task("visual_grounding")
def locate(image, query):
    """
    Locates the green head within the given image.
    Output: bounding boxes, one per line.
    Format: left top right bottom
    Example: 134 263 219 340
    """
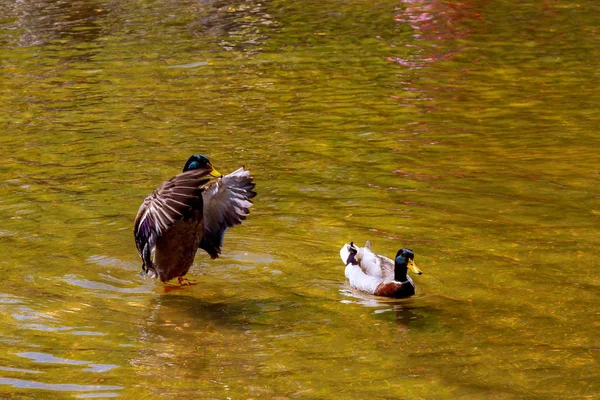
183 154 222 177
394 248 422 281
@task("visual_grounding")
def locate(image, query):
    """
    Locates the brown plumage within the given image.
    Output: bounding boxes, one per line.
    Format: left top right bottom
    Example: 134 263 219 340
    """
133 155 255 282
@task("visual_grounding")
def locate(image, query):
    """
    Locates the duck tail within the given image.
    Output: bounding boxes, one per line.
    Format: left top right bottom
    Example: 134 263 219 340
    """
340 242 359 266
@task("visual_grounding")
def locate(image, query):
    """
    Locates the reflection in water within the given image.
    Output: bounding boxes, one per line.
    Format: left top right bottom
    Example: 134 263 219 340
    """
130 293 269 397
189 0 277 54
0 287 129 396
63 274 152 294
75 393 120 399
390 303 422 326
0 378 121 393
17 352 118 373
340 286 428 331
6 0 106 47
396 0 483 41
0 366 42 375
167 61 209 69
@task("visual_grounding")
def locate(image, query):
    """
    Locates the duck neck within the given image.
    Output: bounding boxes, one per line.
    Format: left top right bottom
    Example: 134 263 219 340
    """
394 257 409 283
394 268 408 283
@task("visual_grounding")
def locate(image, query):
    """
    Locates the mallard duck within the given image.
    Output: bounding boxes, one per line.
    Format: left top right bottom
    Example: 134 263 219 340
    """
340 241 422 298
133 154 256 282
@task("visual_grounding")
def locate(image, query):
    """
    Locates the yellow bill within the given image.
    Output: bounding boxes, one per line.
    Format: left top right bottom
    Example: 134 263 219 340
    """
209 167 222 178
408 259 423 275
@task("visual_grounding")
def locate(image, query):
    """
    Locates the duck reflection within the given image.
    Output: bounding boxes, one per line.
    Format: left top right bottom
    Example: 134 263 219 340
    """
388 303 425 333
340 285 427 331
129 290 279 393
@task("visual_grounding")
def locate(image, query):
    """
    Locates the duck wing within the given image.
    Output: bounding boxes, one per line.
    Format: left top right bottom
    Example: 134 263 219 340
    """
377 253 395 282
357 241 394 281
133 169 211 258
199 167 256 259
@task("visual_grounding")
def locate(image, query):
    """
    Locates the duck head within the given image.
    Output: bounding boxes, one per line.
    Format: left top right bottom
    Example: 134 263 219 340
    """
394 248 422 281
183 154 222 177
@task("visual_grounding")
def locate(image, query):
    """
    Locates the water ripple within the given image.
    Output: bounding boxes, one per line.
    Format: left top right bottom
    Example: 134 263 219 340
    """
0 366 42 374
62 275 152 294
0 378 121 392
17 352 118 373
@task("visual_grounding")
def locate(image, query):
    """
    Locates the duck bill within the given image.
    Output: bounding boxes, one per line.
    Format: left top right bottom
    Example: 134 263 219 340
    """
408 259 423 275
209 166 222 178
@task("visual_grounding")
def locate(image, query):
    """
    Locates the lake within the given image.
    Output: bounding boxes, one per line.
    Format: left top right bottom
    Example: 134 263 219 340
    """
0 0 598 398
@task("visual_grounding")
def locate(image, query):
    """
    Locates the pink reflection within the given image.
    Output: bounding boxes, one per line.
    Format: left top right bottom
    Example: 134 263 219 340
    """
396 0 483 41
387 0 486 112
387 0 485 70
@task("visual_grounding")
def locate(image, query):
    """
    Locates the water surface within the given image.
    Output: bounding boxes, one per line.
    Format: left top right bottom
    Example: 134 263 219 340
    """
1 0 599 398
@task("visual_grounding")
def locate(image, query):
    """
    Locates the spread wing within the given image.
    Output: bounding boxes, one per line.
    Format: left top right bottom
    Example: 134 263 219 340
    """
133 169 211 257
199 167 256 259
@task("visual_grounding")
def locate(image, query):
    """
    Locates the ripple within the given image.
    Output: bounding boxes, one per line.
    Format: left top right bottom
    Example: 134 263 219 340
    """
70 331 106 336
18 352 87 366
228 249 276 264
17 352 118 373
63 275 151 294
0 378 121 392
0 294 23 304
339 286 397 307
167 61 208 69
21 323 72 332
0 366 42 374
11 306 57 322
82 364 116 373
87 255 135 270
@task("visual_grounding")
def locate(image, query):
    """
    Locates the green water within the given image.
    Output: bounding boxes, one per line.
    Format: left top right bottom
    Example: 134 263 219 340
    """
1 0 599 398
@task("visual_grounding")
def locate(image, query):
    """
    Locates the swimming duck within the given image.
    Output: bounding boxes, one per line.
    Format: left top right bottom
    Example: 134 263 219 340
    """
340 241 422 298
133 154 256 282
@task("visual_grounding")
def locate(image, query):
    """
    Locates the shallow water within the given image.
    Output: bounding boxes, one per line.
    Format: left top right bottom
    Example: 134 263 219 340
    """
1 0 599 398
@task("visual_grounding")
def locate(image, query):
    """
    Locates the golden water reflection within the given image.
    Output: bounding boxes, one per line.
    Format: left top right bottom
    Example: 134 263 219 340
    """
0 0 598 398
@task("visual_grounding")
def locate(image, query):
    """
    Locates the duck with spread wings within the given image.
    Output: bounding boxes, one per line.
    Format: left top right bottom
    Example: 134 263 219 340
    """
133 154 256 282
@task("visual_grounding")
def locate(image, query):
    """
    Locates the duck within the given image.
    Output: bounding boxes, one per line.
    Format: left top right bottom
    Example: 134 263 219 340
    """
340 241 422 298
133 154 256 282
